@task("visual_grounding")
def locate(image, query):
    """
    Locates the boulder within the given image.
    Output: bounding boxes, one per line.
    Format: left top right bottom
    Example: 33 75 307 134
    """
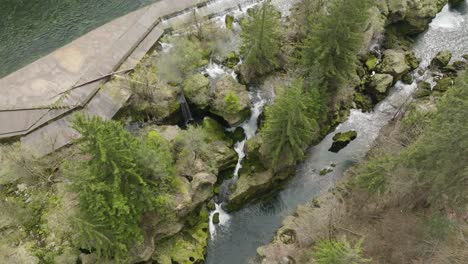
329 130 358 153
414 81 432 98
449 0 464 7
430 50 452 69
406 52 421 70
227 169 291 212
211 74 251 126
365 54 379 70
452 60 467 71
378 49 411 79
368 73 394 101
402 73 414 84
183 74 211 109
212 212 220 224
353 92 373 112
433 77 454 92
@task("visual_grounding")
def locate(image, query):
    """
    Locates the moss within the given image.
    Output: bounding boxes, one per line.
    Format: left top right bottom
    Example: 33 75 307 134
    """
152 209 209 264
365 55 378 70
319 168 333 176
353 92 373 112
329 131 357 153
201 117 229 142
433 77 454 92
212 212 220 225
225 15 234 30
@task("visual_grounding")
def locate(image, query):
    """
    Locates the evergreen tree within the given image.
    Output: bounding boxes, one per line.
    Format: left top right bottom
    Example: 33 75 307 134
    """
65 115 175 260
262 79 321 168
240 1 282 76
302 0 371 89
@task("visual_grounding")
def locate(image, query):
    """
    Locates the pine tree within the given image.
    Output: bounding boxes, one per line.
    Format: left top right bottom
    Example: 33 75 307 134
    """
302 0 371 89
65 115 175 261
240 1 282 76
262 79 321 168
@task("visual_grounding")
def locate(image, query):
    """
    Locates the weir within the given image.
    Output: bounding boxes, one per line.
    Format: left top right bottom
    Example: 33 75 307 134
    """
0 0 267 156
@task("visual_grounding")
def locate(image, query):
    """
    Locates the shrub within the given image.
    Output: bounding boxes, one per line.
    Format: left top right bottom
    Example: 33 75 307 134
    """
224 91 242 114
312 238 370 264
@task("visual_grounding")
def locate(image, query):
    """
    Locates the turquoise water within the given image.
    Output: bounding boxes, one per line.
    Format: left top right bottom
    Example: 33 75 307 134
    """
0 0 158 78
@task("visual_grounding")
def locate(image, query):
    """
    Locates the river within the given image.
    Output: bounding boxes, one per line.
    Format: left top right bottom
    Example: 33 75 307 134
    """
0 0 159 78
205 1 468 263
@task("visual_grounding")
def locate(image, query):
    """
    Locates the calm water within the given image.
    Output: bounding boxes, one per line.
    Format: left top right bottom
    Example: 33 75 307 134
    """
0 0 159 78
205 1 468 263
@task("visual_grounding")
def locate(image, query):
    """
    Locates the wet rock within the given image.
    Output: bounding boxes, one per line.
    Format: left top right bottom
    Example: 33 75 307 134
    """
319 167 333 176
413 81 432 98
212 212 220 225
329 130 358 153
368 73 394 101
449 0 464 7
378 49 411 79
463 54 468 61
228 126 245 143
211 74 251 126
402 73 414 84
405 52 421 70
392 0 447 34
183 74 211 109
433 77 454 92
430 50 452 69
279 229 296 245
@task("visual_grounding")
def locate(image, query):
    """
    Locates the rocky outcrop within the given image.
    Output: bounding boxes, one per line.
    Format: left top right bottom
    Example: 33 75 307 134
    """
211 74 251 126
377 49 412 79
329 130 358 153
381 0 448 35
367 74 394 101
430 50 452 69
183 74 211 109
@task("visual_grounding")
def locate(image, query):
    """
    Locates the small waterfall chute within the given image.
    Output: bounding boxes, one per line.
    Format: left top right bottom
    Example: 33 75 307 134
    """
178 91 194 126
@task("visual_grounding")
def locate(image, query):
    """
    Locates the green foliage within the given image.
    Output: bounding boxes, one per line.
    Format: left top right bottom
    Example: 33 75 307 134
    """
402 71 468 209
312 238 370 264
353 156 393 194
224 91 242 114
262 79 321 168
240 1 282 76
157 37 209 83
423 213 455 241
65 115 176 260
302 0 371 88
173 125 215 174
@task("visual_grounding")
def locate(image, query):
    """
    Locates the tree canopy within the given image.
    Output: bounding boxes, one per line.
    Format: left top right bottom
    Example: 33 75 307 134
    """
240 1 282 76
65 115 176 260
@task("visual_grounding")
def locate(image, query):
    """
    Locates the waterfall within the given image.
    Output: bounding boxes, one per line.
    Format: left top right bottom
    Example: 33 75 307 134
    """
178 91 193 126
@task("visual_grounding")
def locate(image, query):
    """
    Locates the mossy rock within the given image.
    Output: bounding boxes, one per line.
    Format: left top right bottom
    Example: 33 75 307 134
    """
367 73 394 102
452 60 467 71
319 168 333 176
353 92 373 112
401 73 414 84
202 117 229 142
377 49 411 79
152 209 209 264
207 201 216 211
463 54 468 61
329 131 357 153
183 74 211 109
405 52 421 70
430 50 452 69
227 127 245 143
433 77 454 92
365 54 379 70
212 212 220 225
225 15 234 30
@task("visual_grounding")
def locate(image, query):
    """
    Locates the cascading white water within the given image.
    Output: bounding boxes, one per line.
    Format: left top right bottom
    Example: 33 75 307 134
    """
209 90 267 239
